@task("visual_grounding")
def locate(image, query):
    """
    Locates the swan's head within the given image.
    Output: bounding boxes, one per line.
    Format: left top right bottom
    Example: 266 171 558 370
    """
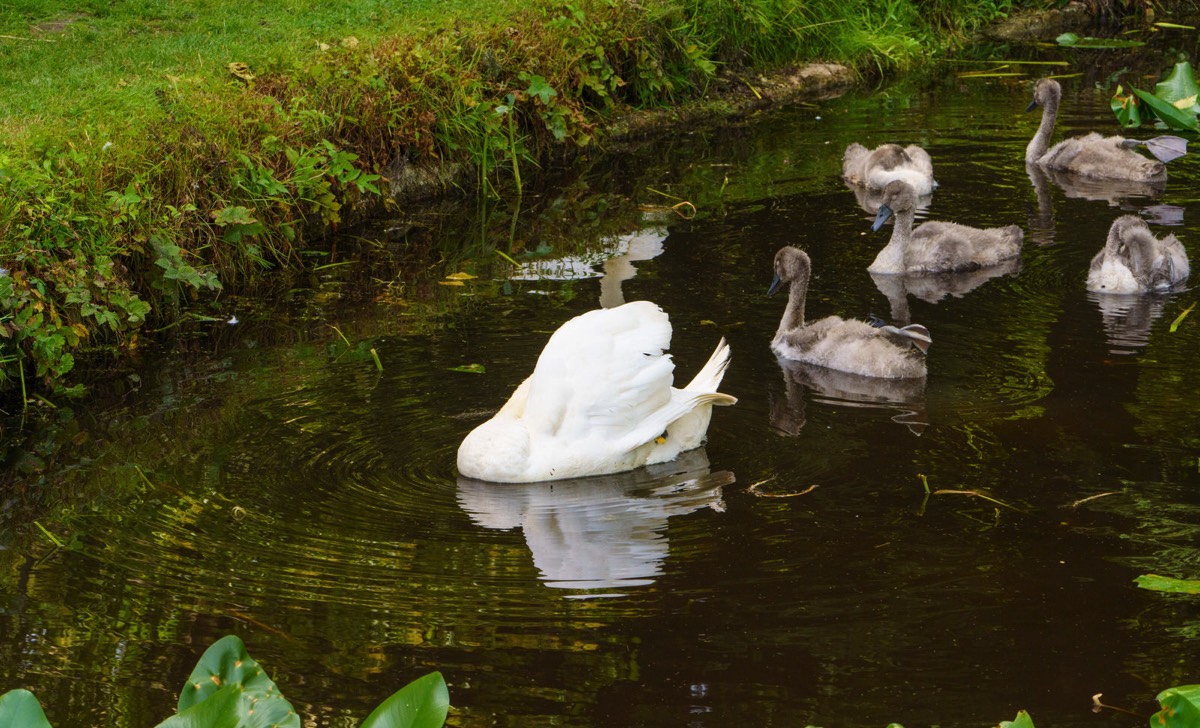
1106 214 1148 251
1027 78 1061 112
871 180 918 231
768 246 811 295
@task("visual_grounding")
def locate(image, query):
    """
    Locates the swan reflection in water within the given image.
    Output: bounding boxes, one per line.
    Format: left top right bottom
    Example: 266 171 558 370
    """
508 227 666 309
457 448 732 597
1087 292 1175 355
770 357 927 436
1025 163 1182 245
869 258 1023 325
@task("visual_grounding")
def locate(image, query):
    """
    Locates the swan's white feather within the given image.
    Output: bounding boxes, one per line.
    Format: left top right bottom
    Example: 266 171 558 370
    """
458 301 735 483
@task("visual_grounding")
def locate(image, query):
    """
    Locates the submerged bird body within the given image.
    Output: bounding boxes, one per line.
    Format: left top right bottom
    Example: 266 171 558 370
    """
1026 78 1182 182
457 301 736 483
770 246 929 379
843 142 937 196
870 180 1023 274
1087 215 1190 294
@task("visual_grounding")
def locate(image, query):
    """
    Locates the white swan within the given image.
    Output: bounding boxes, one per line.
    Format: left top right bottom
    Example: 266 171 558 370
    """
769 246 930 379
457 301 736 483
869 180 1024 274
1026 78 1187 181
1086 215 1190 293
843 142 937 196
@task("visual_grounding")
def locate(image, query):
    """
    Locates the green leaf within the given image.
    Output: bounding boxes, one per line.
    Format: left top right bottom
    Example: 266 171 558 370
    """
1152 685 1200 727
155 684 242 728
1130 87 1199 131
1056 33 1144 48
524 74 557 104
1136 574 1200 593
1154 62 1200 112
998 710 1035 728
1111 85 1142 128
0 689 53 728
212 206 258 227
360 672 450 728
176 635 300 728
448 363 485 374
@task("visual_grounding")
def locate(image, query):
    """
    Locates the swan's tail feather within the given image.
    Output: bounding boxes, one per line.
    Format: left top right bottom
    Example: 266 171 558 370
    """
683 337 734 397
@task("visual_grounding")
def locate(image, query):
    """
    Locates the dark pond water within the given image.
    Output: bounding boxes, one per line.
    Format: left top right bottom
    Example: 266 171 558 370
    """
4 56 1200 727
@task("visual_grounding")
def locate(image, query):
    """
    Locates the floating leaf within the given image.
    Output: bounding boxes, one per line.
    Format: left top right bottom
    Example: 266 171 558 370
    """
449 363 486 374
437 280 466 287
1057 32 1144 48
1131 87 1198 131
445 272 477 280
1136 573 1200 593
1152 685 1200 727
1155 21 1196 29
1170 302 1195 332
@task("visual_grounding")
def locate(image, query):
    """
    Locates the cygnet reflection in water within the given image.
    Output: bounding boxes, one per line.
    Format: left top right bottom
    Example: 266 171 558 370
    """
508 227 667 308
769 357 927 437
869 258 1023 324
1025 163 1179 246
1087 292 1173 355
456 448 732 597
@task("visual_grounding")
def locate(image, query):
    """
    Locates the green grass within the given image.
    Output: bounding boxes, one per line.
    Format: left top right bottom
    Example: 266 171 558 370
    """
0 0 1038 403
0 0 522 144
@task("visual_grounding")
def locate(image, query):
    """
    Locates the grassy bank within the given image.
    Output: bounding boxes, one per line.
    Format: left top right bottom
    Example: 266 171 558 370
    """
0 0 1028 402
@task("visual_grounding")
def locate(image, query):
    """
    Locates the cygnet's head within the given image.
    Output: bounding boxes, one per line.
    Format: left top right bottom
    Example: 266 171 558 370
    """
1027 78 1061 112
768 246 812 295
871 180 918 231
1106 214 1148 253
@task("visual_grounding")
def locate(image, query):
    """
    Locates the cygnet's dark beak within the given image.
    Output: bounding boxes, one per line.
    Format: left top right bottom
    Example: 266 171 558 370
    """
871 204 894 232
1025 98 1039 112
767 273 782 296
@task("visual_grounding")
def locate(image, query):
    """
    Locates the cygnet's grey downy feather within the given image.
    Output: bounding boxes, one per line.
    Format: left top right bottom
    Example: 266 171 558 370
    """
842 142 937 196
1087 215 1190 294
769 246 928 379
1026 78 1186 181
869 180 1023 274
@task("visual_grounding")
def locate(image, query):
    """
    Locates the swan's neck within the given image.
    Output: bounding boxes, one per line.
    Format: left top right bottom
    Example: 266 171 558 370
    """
1026 93 1058 164
776 276 808 339
870 208 915 274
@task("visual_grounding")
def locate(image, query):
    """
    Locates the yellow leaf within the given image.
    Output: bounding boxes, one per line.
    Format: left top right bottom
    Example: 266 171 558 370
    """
445 272 477 280
227 62 255 82
1174 94 1197 109
438 280 466 287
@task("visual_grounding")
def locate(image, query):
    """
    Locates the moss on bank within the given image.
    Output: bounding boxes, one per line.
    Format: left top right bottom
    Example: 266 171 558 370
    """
0 0 1043 401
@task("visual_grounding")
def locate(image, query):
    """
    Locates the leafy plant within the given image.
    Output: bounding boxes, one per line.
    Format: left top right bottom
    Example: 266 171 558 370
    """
1111 61 1200 132
0 635 450 728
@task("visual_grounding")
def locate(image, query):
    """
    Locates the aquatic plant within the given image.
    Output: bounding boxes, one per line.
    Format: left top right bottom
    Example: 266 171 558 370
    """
1111 61 1200 131
0 635 449 727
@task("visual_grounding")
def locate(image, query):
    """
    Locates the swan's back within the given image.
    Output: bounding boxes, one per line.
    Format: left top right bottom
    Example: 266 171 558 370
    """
843 143 936 195
1087 215 1189 293
772 316 926 379
524 301 673 439
909 221 1024 272
1040 133 1165 182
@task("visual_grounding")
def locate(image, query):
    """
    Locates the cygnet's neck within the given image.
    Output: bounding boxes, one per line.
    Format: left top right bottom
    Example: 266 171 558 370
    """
1026 91 1059 164
869 207 916 274
776 275 809 339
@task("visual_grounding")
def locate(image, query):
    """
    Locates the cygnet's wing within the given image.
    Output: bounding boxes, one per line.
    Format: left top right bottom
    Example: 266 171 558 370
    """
903 145 935 180
523 301 674 441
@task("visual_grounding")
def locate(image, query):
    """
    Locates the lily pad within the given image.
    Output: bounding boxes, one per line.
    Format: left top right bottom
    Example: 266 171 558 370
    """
1110 85 1141 128
1152 685 1200 727
1155 62 1200 113
1131 87 1199 130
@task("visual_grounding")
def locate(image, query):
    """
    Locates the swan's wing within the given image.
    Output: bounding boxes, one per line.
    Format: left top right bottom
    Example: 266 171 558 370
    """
523 302 676 440
903 145 935 179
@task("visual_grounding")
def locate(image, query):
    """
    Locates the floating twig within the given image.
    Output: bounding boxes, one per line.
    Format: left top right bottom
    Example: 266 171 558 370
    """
932 488 1022 512
1067 491 1122 508
748 480 818 498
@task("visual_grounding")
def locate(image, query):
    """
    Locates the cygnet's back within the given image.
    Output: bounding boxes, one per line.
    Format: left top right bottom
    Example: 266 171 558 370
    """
1087 215 1189 293
843 143 936 196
